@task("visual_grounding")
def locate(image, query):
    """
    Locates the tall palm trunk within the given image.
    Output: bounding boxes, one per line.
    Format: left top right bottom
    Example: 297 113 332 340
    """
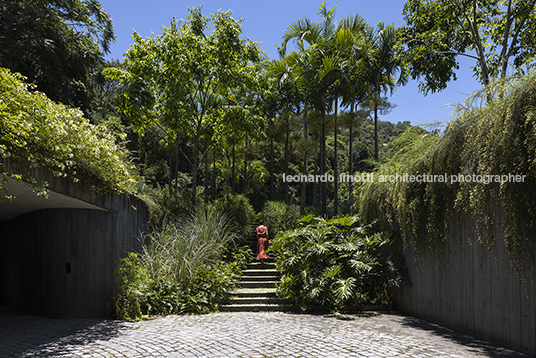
348 101 355 206
374 80 379 161
313 153 319 209
301 103 308 215
284 107 290 204
333 95 338 216
244 133 248 195
321 94 327 217
270 137 274 200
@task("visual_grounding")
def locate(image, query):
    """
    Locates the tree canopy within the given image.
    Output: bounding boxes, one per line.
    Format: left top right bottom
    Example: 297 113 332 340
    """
0 0 115 113
0 67 136 195
106 6 264 206
401 0 536 94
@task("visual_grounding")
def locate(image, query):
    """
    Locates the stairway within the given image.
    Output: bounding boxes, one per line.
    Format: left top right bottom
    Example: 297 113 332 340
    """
219 240 295 312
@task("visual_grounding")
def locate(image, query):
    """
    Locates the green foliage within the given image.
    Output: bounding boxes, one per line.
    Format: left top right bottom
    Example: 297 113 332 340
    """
135 179 193 226
0 68 137 195
111 209 251 318
401 0 536 92
139 208 239 283
210 193 256 239
359 72 536 278
112 252 147 320
105 5 264 206
221 244 254 269
261 201 302 239
270 215 408 312
0 0 115 113
142 261 240 315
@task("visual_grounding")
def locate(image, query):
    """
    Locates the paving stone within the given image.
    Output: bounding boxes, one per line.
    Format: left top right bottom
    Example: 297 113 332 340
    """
0 307 530 357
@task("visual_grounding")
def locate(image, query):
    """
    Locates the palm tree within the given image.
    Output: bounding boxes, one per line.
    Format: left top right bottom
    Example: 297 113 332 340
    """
281 2 339 217
284 47 317 214
315 14 370 216
358 22 407 161
267 57 300 204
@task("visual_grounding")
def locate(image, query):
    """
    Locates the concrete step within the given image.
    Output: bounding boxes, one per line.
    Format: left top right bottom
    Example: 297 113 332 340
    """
219 303 297 312
241 269 279 276
218 257 297 312
239 280 277 289
239 275 278 282
222 297 288 305
246 262 276 270
229 288 278 298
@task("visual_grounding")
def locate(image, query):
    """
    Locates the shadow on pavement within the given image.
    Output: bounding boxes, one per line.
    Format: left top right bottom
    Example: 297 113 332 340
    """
0 305 133 357
399 315 530 358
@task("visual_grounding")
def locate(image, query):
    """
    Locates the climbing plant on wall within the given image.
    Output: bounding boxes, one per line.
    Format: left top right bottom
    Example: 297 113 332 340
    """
358 72 536 279
0 67 137 195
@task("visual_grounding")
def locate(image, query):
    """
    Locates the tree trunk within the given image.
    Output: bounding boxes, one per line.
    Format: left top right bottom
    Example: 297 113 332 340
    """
313 153 318 209
374 81 379 162
284 110 290 204
270 137 274 201
333 96 338 216
244 133 248 195
204 145 209 202
191 137 199 207
349 101 354 207
300 103 308 215
321 94 327 217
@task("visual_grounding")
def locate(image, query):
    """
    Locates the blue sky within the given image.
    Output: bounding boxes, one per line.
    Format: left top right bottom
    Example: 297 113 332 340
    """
98 0 482 127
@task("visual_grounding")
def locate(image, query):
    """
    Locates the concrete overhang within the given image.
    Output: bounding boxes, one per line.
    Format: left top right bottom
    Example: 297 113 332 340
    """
0 177 107 222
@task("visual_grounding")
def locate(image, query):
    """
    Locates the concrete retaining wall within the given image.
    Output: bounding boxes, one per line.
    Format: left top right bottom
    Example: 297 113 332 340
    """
0 193 149 318
393 217 536 356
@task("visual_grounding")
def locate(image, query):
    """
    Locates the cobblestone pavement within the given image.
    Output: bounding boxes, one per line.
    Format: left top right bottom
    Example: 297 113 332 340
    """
0 307 529 358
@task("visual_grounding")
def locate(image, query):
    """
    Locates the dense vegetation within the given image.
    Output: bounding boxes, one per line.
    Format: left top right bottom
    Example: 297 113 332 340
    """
113 208 252 319
359 73 536 278
0 68 136 194
3 0 536 316
270 215 408 312
0 0 115 115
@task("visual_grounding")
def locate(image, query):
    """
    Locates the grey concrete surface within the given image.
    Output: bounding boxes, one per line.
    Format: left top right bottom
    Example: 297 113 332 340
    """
0 306 529 357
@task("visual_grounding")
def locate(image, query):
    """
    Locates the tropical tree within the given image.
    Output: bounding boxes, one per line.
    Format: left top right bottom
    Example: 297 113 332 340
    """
281 3 375 215
106 6 263 206
267 57 301 204
401 0 536 94
0 0 115 114
280 2 340 217
359 22 408 161
282 48 318 214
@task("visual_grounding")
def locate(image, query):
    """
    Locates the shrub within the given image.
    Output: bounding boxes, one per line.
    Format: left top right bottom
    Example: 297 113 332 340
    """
111 208 251 318
261 201 301 239
269 215 408 312
211 193 256 239
135 179 193 226
112 252 148 320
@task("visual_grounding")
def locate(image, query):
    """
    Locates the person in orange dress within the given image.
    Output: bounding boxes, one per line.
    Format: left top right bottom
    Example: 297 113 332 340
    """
256 220 269 264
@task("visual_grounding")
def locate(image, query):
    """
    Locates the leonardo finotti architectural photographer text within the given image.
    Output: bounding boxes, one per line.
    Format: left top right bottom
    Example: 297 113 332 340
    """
282 173 527 184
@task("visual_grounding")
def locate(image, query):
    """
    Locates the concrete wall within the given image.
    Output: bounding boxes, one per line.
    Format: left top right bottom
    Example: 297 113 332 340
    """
393 216 536 357
0 193 149 318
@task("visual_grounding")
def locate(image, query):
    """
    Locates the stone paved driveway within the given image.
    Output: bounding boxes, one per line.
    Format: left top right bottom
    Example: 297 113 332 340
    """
0 307 529 357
